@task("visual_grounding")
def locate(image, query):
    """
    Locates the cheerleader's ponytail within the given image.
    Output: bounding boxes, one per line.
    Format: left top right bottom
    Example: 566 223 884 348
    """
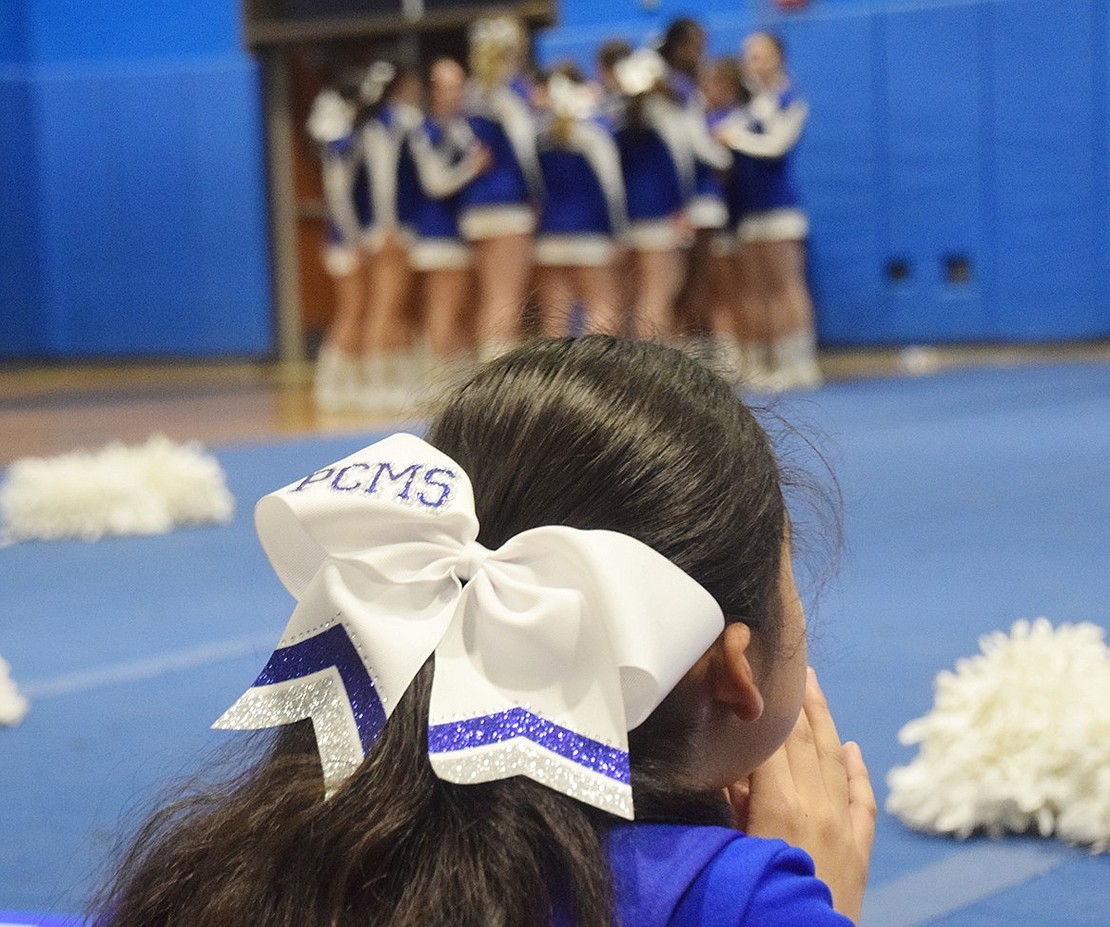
469 16 526 92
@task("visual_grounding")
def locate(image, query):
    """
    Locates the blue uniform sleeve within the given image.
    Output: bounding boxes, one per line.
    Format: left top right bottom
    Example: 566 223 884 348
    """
673 838 855 926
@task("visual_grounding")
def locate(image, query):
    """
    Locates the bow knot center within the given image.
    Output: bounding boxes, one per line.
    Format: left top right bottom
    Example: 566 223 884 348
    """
456 540 492 582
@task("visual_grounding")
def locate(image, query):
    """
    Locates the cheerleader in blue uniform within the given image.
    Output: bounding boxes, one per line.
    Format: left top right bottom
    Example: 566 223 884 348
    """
534 67 626 337
461 16 543 358
361 62 424 409
407 58 491 365
658 18 733 346
612 48 702 340
702 56 762 385
306 84 372 411
717 32 821 390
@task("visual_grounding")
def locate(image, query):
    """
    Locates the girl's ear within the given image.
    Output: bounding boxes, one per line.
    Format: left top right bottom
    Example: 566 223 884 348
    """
708 622 766 722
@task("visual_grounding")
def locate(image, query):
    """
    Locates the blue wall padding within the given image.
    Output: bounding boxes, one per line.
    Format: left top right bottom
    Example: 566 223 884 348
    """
879 6 989 342
5 0 1110 354
989 0 1102 339
34 60 271 357
774 14 885 345
0 0 29 64
20 0 242 63
1 0 272 360
0 73 46 357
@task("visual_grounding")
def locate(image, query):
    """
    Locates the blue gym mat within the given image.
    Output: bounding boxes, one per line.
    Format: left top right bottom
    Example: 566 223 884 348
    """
2 363 1108 925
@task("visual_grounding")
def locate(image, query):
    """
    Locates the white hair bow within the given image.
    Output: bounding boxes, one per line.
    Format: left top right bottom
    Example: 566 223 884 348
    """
306 89 355 144
214 433 723 818
613 48 667 97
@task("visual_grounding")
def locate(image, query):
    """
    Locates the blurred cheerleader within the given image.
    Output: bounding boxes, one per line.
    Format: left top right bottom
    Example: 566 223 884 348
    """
702 56 764 385
718 32 821 390
306 84 373 411
612 48 705 341
361 61 424 409
658 19 733 348
533 67 627 337
461 16 543 358
406 58 491 365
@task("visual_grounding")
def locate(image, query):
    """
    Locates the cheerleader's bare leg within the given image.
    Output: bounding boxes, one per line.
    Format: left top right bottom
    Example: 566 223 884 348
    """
363 236 415 409
675 228 715 339
314 255 366 411
472 232 533 354
631 247 683 342
575 263 623 336
424 267 473 361
536 265 576 338
759 238 822 389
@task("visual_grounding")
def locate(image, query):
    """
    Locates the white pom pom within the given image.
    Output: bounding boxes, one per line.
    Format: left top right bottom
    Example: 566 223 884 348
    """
0 436 234 542
887 618 1110 851
0 655 29 727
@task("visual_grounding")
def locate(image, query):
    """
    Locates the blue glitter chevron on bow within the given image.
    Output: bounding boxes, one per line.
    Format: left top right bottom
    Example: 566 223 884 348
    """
429 708 631 783
213 623 386 795
252 624 386 752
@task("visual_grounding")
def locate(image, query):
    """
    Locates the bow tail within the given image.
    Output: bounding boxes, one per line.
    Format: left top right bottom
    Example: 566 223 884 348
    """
427 705 634 819
213 563 458 797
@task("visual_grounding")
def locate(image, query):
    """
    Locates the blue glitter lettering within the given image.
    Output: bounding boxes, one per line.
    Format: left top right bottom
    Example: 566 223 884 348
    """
366 461 422 501
291 468 335 492
417 467 458 509
331 463 370 492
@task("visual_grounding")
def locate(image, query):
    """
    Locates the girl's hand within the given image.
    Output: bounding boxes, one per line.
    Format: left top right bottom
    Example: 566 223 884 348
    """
726 668 876 925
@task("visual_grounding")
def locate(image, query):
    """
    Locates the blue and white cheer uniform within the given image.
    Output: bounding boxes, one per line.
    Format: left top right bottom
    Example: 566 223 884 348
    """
535 116 627 267
406 117 485 270
718 83 809 243
460 78 543 240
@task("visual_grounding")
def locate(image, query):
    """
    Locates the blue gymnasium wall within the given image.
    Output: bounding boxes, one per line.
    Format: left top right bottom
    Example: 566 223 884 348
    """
538 0 1110 344
0 0 272 360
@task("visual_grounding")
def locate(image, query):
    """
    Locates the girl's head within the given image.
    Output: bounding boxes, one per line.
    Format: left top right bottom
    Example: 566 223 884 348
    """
703 56 750 111
596 37 633 92
743 31 787 89
658 17 706 76
426 337 807 785
469 15 527 91
427 57 467 119
93 337 815 927
543 64 594 143
358 60 417 119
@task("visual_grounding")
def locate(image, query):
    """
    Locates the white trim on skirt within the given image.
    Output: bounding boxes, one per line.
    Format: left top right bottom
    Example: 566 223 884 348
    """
409 238 472 271
459 204 535 240
323 245 360 277
688 195 729 231
737 208 809 243
534 234 615 267
627 219 686 252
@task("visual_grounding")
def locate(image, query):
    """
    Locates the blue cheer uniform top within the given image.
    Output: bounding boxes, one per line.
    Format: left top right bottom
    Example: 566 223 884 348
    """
320 133 373 274
307 89 372 276
606 823 854 926
667 70 732 232
363 103 424 250
535 115 627 267
717 82 809 243
406 116 485 270
460 76 542 240
707 105 745 253
615 92 696 250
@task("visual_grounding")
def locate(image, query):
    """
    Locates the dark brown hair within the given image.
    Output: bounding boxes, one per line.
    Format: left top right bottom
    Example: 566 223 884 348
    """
90 337 789 927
